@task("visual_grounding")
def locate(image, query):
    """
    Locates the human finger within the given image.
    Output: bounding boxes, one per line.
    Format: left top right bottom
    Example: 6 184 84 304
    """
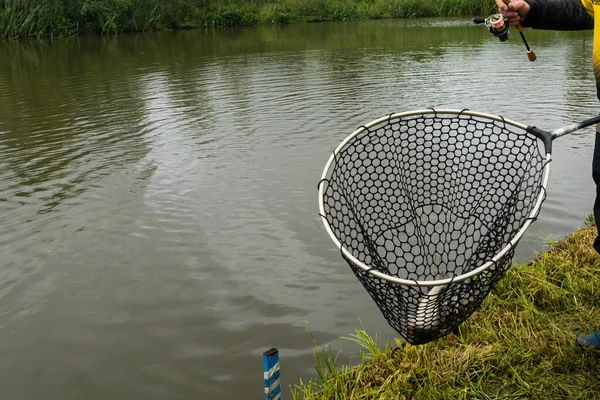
508 14 522 26
495 0 509 13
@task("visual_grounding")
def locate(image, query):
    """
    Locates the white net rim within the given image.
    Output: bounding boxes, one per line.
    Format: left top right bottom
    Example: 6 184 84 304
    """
318 108 552 287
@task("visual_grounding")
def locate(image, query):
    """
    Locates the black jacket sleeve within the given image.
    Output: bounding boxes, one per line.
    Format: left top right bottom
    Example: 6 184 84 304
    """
523 0 594 30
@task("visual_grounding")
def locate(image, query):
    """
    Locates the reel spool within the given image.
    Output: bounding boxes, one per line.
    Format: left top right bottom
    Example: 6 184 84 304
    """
486 14 510 42
474 14 510 42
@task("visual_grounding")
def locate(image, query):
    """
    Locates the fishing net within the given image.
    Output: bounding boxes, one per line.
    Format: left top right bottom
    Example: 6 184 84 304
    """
318 109 550 345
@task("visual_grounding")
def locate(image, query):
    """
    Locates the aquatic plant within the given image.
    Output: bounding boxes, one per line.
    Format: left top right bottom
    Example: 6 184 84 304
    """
0 0 496 39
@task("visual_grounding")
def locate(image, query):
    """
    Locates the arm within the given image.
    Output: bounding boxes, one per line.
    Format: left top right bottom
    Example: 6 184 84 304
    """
524 0 593 30
496 0 593 31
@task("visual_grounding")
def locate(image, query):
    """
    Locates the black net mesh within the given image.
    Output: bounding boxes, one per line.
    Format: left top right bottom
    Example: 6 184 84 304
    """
320 111 548 345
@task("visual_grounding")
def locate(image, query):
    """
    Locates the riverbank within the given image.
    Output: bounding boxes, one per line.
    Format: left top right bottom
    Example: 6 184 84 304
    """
1 0 496 39
292 217 600 399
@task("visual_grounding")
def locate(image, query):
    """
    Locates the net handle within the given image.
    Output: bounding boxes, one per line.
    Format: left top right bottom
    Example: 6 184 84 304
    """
318 108 552 287
550 115 600 139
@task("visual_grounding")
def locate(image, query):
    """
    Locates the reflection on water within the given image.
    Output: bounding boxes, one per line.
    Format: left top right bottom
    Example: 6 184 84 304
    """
0 19 597 399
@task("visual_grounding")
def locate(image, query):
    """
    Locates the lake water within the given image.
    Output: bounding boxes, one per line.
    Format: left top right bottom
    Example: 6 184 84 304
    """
0 18 597 399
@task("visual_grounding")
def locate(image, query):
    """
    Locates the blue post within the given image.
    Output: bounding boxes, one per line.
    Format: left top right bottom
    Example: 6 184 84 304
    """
263 348 281 400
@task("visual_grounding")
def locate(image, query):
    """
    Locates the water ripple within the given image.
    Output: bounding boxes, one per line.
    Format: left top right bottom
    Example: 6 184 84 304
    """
0 20 596 400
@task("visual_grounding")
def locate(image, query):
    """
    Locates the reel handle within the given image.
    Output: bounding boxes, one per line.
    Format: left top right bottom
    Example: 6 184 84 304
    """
501 0 537 60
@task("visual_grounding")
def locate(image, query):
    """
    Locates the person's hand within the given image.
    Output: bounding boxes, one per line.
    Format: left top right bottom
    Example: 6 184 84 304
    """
495 0 530 26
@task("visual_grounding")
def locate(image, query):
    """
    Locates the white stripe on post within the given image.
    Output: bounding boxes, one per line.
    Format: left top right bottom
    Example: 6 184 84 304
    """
263 348 281 400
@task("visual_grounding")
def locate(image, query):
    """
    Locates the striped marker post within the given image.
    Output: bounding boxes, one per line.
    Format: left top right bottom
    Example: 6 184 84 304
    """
263 348 281 400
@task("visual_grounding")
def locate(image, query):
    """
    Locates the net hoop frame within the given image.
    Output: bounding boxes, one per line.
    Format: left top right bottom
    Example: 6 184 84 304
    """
318 108 552 287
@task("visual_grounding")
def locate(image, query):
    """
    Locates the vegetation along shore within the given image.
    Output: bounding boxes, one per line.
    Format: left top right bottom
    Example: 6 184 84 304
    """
1 0 497 39
292 217 600 399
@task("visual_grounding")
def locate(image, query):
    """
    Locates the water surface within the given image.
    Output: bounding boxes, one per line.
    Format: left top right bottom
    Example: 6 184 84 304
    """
0 19 597 399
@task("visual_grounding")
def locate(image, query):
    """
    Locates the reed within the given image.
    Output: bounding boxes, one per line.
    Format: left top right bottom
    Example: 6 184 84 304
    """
0 0 496 39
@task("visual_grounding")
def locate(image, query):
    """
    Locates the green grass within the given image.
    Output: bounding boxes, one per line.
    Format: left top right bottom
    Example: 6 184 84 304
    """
292 217 600 399
0 0 497 39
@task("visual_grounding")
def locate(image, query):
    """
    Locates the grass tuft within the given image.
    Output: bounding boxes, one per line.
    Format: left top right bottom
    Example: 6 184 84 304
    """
292 218 600 399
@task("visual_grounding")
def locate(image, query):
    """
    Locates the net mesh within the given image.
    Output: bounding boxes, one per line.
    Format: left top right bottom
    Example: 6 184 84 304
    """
320 111 548 345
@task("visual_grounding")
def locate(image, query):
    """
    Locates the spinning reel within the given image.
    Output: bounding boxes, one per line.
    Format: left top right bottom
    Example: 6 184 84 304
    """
474 11 536 61
474 14 510 42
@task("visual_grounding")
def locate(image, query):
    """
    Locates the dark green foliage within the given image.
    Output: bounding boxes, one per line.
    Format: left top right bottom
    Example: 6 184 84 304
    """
0 0 496 39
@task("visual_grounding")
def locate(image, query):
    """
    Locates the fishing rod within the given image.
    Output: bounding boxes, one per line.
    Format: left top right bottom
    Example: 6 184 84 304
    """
474 4 537 62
